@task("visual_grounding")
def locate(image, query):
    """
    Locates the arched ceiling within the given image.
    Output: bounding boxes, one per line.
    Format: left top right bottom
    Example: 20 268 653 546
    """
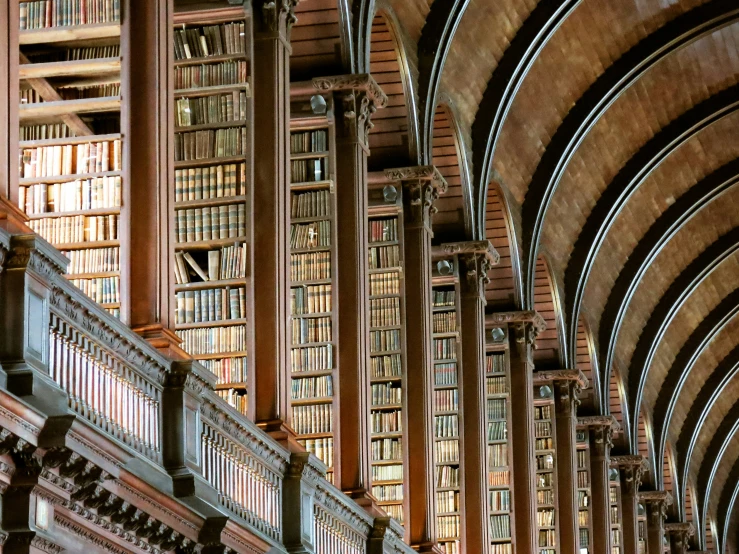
293 0 739 548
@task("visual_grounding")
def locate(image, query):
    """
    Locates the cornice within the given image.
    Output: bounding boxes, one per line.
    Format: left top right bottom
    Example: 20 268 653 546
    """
665 522 695 534
384 165 448 191
611 454 646 468
639 490 673 505
6 234 67 279
440 240 500 265
534 369 589 388
312 74 388 109
578 415 620 431
487 310 547 333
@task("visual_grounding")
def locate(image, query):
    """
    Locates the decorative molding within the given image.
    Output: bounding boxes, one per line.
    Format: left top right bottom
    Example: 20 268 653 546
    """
384 165 446 186
258 0 298 36
54 513 137 554
6 235 66 279
67 431 123 470
0 404 41 436
312 74 388 108
639 490 673 503
167 361 215 394
578 415 620 432
30 535 65 554
533 369 589 388
487 311 547 333
114 481 199 533
314 482 373 537
611 455 647 495
445 240 501 295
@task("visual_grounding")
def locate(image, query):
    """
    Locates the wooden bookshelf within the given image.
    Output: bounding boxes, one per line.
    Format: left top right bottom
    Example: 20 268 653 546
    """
172 4 253 417
637 507 646 554
17 0 123 319
289 99 338 483
534 385 559 554
368 184 408 526
431 258 462 553
576 428 592 553
485 333 513 554
610 475 623 554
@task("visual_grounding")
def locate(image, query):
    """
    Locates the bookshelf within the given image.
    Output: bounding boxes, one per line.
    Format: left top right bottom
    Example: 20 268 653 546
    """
576 429 592 554
609 474 623 554
289 97 338 483
637 505 646 554
17 0 123 317
172 5 253 417
368 183 408 526
486 333 513 554
534 385 558 554
431 258 462 554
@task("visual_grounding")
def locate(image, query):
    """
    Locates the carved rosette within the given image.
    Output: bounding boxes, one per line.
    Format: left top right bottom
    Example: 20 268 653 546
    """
257 0 299 39
665 522 694 554
611 455 647 496
384 166 448 230
443 240 500 297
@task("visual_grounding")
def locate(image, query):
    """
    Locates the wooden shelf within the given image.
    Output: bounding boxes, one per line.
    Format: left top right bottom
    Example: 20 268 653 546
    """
193 351 249 361
174 155 246 169
20 133 121 148
26 206 120 219
20 170 122 187
175 278 245 291
19 96 121 122
290 278 332 286
20 57 120 80
176 318 247 330
290 245 332 254
215 382 247 391
53 239 119 250
290 150 329 160
371 403 403 410
368 266 402 274
19 23 121 46
175 83 250 98
290 180 332 192
65 271 118 279
291 312 333 319
175 120 248 133
291 369 334 378
291 397 333 406
174 53 248 67
175 236 247 251
175 195 246 209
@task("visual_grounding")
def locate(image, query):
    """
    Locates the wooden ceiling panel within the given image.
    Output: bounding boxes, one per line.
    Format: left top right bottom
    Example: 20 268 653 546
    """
491 0 707 207
290 0 343 80
431 105 466 241
485 186 518 310
533 256 561 368
542 24 739 285
609 368 626 444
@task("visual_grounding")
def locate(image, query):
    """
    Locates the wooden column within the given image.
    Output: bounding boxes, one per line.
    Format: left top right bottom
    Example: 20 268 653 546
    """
387 165 447 551
613 455 646 554
252 0 298 443
306 75 387 507
641 490 672 554
448 241 499 551
489 311 546 554
665 522 694 554
121 0 180 353
580 416 619 554
536 370 588 554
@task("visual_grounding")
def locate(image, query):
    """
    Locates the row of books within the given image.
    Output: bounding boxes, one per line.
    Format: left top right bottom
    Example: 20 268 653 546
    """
488 469 510 487
174 127 247 161
433 312 457 333
488 421 507 442
25 45 119 62
70 275 118 304
435 415 458 438
290 159 325 183
175 93 248 127
174 205 246 243
434 363 458 386
19 0 120 29
369 245 400 269
489 514 511 539
175 287 246 324
434 338 457 360
291 284 332 315
21 176 121 214
487 398 506 420
434 389 458 412
178 325 246 355
537 490 554 505
369 271 400 296
432 290 456 307
491 544 512 554
291 375 332 399
536 454 554 470
371 410 402 433
370 297 400 327
290 221 330 249
20 140 121 178
299 437 332 468
174 23 246 60
290 130 328 154
174 244 247 284
371 437 402 461
371 383 401 406
370 329 400 353
535 438 554 450
578 490 589 508
488 444 508 467
487 375 508 395
174 61 248 90
290 345 333 373
291 190 331 218
372 484 402 502
29 214 118 244
538 529 555 547
383 505 403 523
535 421 552 438
578 510 589 526
175 163 246 202
486 353 505 373
580 529 590 548
291 316 332 345
372 464 402 482
437 515 459 538
537 509 555 526
292 404 332 435
610 506 619 524
577 449 588 468
216 389 247 415
439 542 459 554
436 440 459 463
578 470 589 488
21 123 72 141
62 246 118 274
202 356 246 384
535 405 552 419
371 354 402 377
290 252 331 282
437 465 459 488
489 489 510 512
537 472 554 488
369 219 398 243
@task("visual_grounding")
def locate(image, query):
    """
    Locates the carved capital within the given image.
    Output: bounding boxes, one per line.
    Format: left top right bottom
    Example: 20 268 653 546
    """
167 360 216 394
256 0 298 38
666 522 694 553
640 490 673 526
487 310 547 333
385 166 447 230
6 235 67 280
31 535 65 553
611 455 647 495
444 240 500 297
578 415 619 456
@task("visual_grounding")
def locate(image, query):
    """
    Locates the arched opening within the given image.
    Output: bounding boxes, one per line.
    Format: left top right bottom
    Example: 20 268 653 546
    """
533 255 564 369
484 183 522 311
609 368 630 451
637 410 656 488
576 316 601 413
290 0 346 80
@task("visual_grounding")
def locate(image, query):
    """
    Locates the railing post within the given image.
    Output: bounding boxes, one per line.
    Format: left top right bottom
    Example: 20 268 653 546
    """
283 451 322 553
368 516 409 554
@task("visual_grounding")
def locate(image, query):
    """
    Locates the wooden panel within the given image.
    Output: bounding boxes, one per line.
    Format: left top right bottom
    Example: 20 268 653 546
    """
484 186 518 310
532 256 560 368
685 485 695 529
663 443 674 496
290 0 343 80
609 369 626 443
431 104 465 241
576 317 597 411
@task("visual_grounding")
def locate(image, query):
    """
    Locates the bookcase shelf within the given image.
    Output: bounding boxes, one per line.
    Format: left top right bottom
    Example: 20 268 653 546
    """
19 57 121 79
19 96 121 121
535 390 559 554
172 5 254 419
19 23 121 46
610 479 623 554
20 169 121 186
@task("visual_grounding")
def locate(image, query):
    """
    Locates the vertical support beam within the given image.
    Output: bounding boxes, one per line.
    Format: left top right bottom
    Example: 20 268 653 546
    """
535 370 588 554
580 416 619 554
446 240 499 551
489 311 547 554
0 0 19 205
613 455 647 554
307 74 387 507
282 452 322 553
251 0 298 443
386 165 447 551
665 522 694 554
122 0 180 353
641 491 673 554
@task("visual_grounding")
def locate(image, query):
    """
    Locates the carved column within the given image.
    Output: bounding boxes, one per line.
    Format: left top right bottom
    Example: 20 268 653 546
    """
535 370 588 554
307 75 387 508
640 491 672 554
488 311 546 554
442 241 499 551
580 416 619 554
386 165 447 551
665 522 693 554
252 0 299 444
612 455 646 554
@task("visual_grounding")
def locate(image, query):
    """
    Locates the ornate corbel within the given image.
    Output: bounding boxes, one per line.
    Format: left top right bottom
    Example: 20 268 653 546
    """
639 490 672 527
535 369 589 416
441 240 500 297
611 455 647 495
5 234 67 282
578 415 619 458
384 165 448 231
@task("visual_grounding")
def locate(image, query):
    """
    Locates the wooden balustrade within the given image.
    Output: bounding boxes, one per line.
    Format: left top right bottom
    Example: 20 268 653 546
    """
313 479 373 554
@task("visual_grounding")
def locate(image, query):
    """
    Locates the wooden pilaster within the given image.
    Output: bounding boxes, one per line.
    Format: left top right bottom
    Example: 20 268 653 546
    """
252 0 298 444
613 455 647 554
535 370 588 554
387 165 447 551
641 490 673 554
488 310 546 554
445 241 499 551
580 416 619 554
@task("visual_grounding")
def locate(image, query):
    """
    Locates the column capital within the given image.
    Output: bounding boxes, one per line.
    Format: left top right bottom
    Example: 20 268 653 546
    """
533 369 589 388
579 415 620 457
665 522 695 554
535 370 588 417
254 0 299 38
2 233 67 281
387 166 448 230
439 240 499 297
611 455 647 495
486 310 547 334
578 415 620 431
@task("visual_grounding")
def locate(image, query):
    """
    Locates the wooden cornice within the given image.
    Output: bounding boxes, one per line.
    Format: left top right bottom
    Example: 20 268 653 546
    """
533 369 588 390
518 1 739 320
611 454 647 469
578 415 620 433
433 240 500 266
485 310 546 333
290 73 388 109
639 490 673 505
384 165 448 190
665 522 695 534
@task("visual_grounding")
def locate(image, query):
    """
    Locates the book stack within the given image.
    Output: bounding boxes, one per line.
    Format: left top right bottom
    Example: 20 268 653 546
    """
610 478 622 554
289 119 336 483
369 208 406 525
576 430 592 553
173 14 251 417
535 400 557 554
486 347 513 551
20 0 121 29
